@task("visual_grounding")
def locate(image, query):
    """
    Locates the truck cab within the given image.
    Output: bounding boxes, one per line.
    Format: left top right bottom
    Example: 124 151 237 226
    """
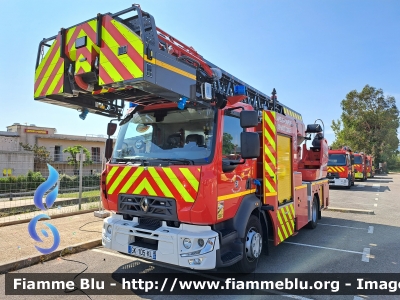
327 147 354 188
353 153 367 181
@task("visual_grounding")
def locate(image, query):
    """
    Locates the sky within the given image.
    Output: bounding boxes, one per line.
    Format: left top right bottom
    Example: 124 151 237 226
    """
0 0 399 144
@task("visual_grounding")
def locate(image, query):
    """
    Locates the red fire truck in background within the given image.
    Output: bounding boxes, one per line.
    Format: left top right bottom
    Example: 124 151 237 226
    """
327 147 354 189
33 4 330 273
366 155 375 178
353 152 367 181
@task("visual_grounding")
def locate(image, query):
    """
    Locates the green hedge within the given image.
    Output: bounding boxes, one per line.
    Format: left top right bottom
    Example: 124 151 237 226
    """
58 174 100 189
0 171 100 194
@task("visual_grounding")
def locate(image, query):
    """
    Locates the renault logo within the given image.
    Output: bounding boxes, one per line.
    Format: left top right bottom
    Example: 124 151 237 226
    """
140 197 149 212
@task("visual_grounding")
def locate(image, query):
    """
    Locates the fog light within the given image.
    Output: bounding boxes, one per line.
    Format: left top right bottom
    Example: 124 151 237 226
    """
188 258 203 265
183 238 192 249
106 225 112 235
198 239 205 247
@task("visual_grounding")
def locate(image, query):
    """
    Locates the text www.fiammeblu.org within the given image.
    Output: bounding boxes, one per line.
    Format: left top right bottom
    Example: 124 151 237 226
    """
122 277 341 292
121 278 400 293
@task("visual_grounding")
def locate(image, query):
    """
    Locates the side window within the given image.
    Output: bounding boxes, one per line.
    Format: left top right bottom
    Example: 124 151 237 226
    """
222 115 242 160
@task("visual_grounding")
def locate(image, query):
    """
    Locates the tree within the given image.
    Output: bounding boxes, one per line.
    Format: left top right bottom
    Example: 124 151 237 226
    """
19 143 52 163
222 133 235 155
63 145 93 171
331 85 399 169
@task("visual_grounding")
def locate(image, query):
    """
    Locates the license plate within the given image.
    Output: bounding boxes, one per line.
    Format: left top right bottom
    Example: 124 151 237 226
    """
128 245 156 260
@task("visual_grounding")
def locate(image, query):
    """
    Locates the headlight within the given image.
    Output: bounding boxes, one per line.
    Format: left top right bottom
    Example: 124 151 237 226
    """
107 225 112 235
198 238 205 247
181 237 216 257
183 238 192 249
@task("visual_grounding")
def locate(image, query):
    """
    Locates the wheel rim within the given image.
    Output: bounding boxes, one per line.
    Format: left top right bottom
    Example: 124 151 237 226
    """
245 227 262 261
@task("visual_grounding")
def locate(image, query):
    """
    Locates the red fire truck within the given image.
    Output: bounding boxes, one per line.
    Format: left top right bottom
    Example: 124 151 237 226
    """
34 4 329 273
353 152 367 181
327 147 354 188
366 155 375 178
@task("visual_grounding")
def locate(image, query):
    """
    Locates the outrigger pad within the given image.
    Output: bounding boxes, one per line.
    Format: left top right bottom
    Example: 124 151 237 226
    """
305 124 322 133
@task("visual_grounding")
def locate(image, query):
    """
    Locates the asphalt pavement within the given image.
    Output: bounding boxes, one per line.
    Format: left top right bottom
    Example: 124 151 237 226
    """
0 173 399 299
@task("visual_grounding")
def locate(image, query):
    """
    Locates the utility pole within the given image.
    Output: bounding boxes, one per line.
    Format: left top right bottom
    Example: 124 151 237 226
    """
79 148 83 210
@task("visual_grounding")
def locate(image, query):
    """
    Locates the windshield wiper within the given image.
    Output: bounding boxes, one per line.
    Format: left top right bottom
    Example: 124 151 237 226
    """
158 158 195 165
119 105 144 126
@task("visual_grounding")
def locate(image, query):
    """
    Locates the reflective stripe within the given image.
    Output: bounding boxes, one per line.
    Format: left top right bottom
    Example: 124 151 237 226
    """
163 168 195 203
144 56 196 80
217 189 256 201
108 167 131 195
133 178 156 196
179 168 199 191
119 168 144 194
106 167 119 184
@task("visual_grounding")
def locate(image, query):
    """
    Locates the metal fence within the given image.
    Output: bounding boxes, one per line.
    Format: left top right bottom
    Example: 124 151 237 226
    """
0 150 106 224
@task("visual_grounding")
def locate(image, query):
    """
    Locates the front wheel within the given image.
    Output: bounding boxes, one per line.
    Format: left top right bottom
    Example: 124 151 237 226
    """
233 215 263 273
307 196 318 229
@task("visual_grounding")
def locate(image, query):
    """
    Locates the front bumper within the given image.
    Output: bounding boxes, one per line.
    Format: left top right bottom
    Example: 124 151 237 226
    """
328 178 349 186
102 214 220 270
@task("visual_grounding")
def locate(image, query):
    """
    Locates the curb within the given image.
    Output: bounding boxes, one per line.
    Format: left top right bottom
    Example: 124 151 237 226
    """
0 239 102 274
327 207 375 215
0 209 98 227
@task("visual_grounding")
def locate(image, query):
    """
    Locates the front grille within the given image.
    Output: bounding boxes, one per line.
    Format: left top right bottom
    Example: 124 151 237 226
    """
118 194 178 221
136 217 162 230
327 172 339 179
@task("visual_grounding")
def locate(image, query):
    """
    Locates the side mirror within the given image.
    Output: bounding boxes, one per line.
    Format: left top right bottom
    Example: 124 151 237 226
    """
105 138 113 160
240 111 258 128
107 123 117 136
241 132 260 159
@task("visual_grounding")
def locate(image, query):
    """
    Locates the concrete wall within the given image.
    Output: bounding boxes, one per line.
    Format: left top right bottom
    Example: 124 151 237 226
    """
38 137 105 162
0 151 34 177
0 136 19 151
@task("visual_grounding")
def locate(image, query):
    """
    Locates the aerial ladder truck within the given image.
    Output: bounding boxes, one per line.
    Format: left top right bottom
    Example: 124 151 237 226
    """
34 4 329 273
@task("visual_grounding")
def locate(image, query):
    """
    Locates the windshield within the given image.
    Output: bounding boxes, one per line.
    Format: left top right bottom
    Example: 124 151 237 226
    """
112 107 216 165
354 156 363 164
328 154 347 166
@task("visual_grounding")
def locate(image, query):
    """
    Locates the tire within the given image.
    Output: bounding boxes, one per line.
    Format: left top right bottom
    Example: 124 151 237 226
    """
307 196 318 229
233 215 263 273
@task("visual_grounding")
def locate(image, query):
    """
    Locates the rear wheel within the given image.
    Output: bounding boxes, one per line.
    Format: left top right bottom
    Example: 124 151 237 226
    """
233 215 263 273
307 196 318 229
